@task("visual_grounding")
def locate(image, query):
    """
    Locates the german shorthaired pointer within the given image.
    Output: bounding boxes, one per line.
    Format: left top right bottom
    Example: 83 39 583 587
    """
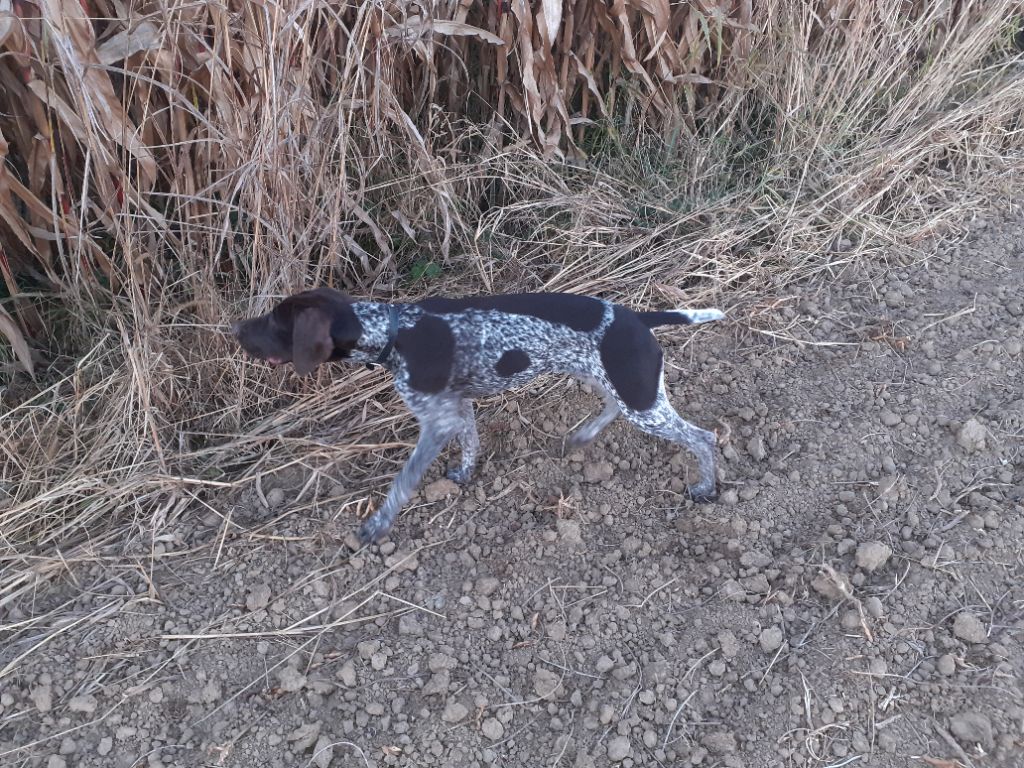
233 288 724 544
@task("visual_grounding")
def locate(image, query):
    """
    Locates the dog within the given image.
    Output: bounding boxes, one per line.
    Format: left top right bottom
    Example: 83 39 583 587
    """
233 288 724 544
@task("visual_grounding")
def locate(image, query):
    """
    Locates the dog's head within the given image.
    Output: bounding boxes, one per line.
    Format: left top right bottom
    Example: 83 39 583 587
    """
232 287 362 376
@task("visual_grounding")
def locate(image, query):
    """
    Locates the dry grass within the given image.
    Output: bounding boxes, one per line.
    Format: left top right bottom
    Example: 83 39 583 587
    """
1 0 1024 655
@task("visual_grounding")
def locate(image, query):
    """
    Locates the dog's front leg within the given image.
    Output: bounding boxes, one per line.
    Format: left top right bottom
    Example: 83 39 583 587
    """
358 415 458 540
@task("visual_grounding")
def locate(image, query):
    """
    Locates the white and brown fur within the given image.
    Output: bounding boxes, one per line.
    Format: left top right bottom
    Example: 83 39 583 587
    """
233 288 724 544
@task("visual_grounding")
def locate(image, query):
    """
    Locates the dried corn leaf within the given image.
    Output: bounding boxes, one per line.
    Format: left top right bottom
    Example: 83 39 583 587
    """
387 19 505 46
0 126 40 256
27 80 89 138
0 194 38 254
632 0 670 35
453 0 472 24
570 52 610 119
511 0 545 138
39 0 157 187
668 73 714 85
3 168 57 225
0 303 33 377
0 3 20 48
541 0 562 45
96 20 162 65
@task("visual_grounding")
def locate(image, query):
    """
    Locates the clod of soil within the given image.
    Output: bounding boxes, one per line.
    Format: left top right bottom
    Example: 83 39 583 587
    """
855 541 892 571
952 611 988 644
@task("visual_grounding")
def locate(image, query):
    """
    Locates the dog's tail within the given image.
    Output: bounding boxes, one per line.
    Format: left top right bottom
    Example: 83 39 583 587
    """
637 308 725 329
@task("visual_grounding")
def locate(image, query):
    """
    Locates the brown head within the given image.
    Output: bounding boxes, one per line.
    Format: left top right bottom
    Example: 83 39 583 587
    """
232 288 363 376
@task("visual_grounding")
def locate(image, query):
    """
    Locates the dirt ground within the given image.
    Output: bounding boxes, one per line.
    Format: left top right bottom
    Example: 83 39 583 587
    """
2 212 1023 768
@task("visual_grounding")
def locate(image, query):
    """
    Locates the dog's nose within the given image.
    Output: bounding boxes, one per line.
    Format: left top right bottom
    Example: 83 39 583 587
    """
231 322 241 337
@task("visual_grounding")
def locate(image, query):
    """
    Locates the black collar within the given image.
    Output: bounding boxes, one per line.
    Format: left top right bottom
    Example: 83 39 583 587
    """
367 305 399 370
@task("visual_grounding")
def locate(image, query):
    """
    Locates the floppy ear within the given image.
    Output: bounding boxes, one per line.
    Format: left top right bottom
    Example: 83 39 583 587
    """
292 307 333 376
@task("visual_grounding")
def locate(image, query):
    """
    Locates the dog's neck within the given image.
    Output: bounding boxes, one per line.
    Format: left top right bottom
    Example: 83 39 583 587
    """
348 302 405 366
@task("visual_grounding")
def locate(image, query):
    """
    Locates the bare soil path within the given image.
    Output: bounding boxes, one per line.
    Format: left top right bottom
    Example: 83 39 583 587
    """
2 213 1022 767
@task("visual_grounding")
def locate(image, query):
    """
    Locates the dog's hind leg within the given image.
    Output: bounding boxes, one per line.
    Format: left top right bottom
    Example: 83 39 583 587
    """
619 384 718 503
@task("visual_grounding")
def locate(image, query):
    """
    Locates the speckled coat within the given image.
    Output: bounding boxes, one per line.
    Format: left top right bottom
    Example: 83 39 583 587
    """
232 289 724 544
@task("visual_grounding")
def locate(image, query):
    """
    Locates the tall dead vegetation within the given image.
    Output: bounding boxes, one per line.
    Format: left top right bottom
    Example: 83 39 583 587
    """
0 0 1022 566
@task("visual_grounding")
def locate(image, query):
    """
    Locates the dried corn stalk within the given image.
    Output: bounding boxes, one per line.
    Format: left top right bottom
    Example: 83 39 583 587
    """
0 0 1012 318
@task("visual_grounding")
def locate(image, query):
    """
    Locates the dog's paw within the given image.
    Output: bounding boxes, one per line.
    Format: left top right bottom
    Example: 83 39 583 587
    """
446 466 473 485
357 515 393 546
564 433 592 451
687 484 719 505
563 431 598 458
